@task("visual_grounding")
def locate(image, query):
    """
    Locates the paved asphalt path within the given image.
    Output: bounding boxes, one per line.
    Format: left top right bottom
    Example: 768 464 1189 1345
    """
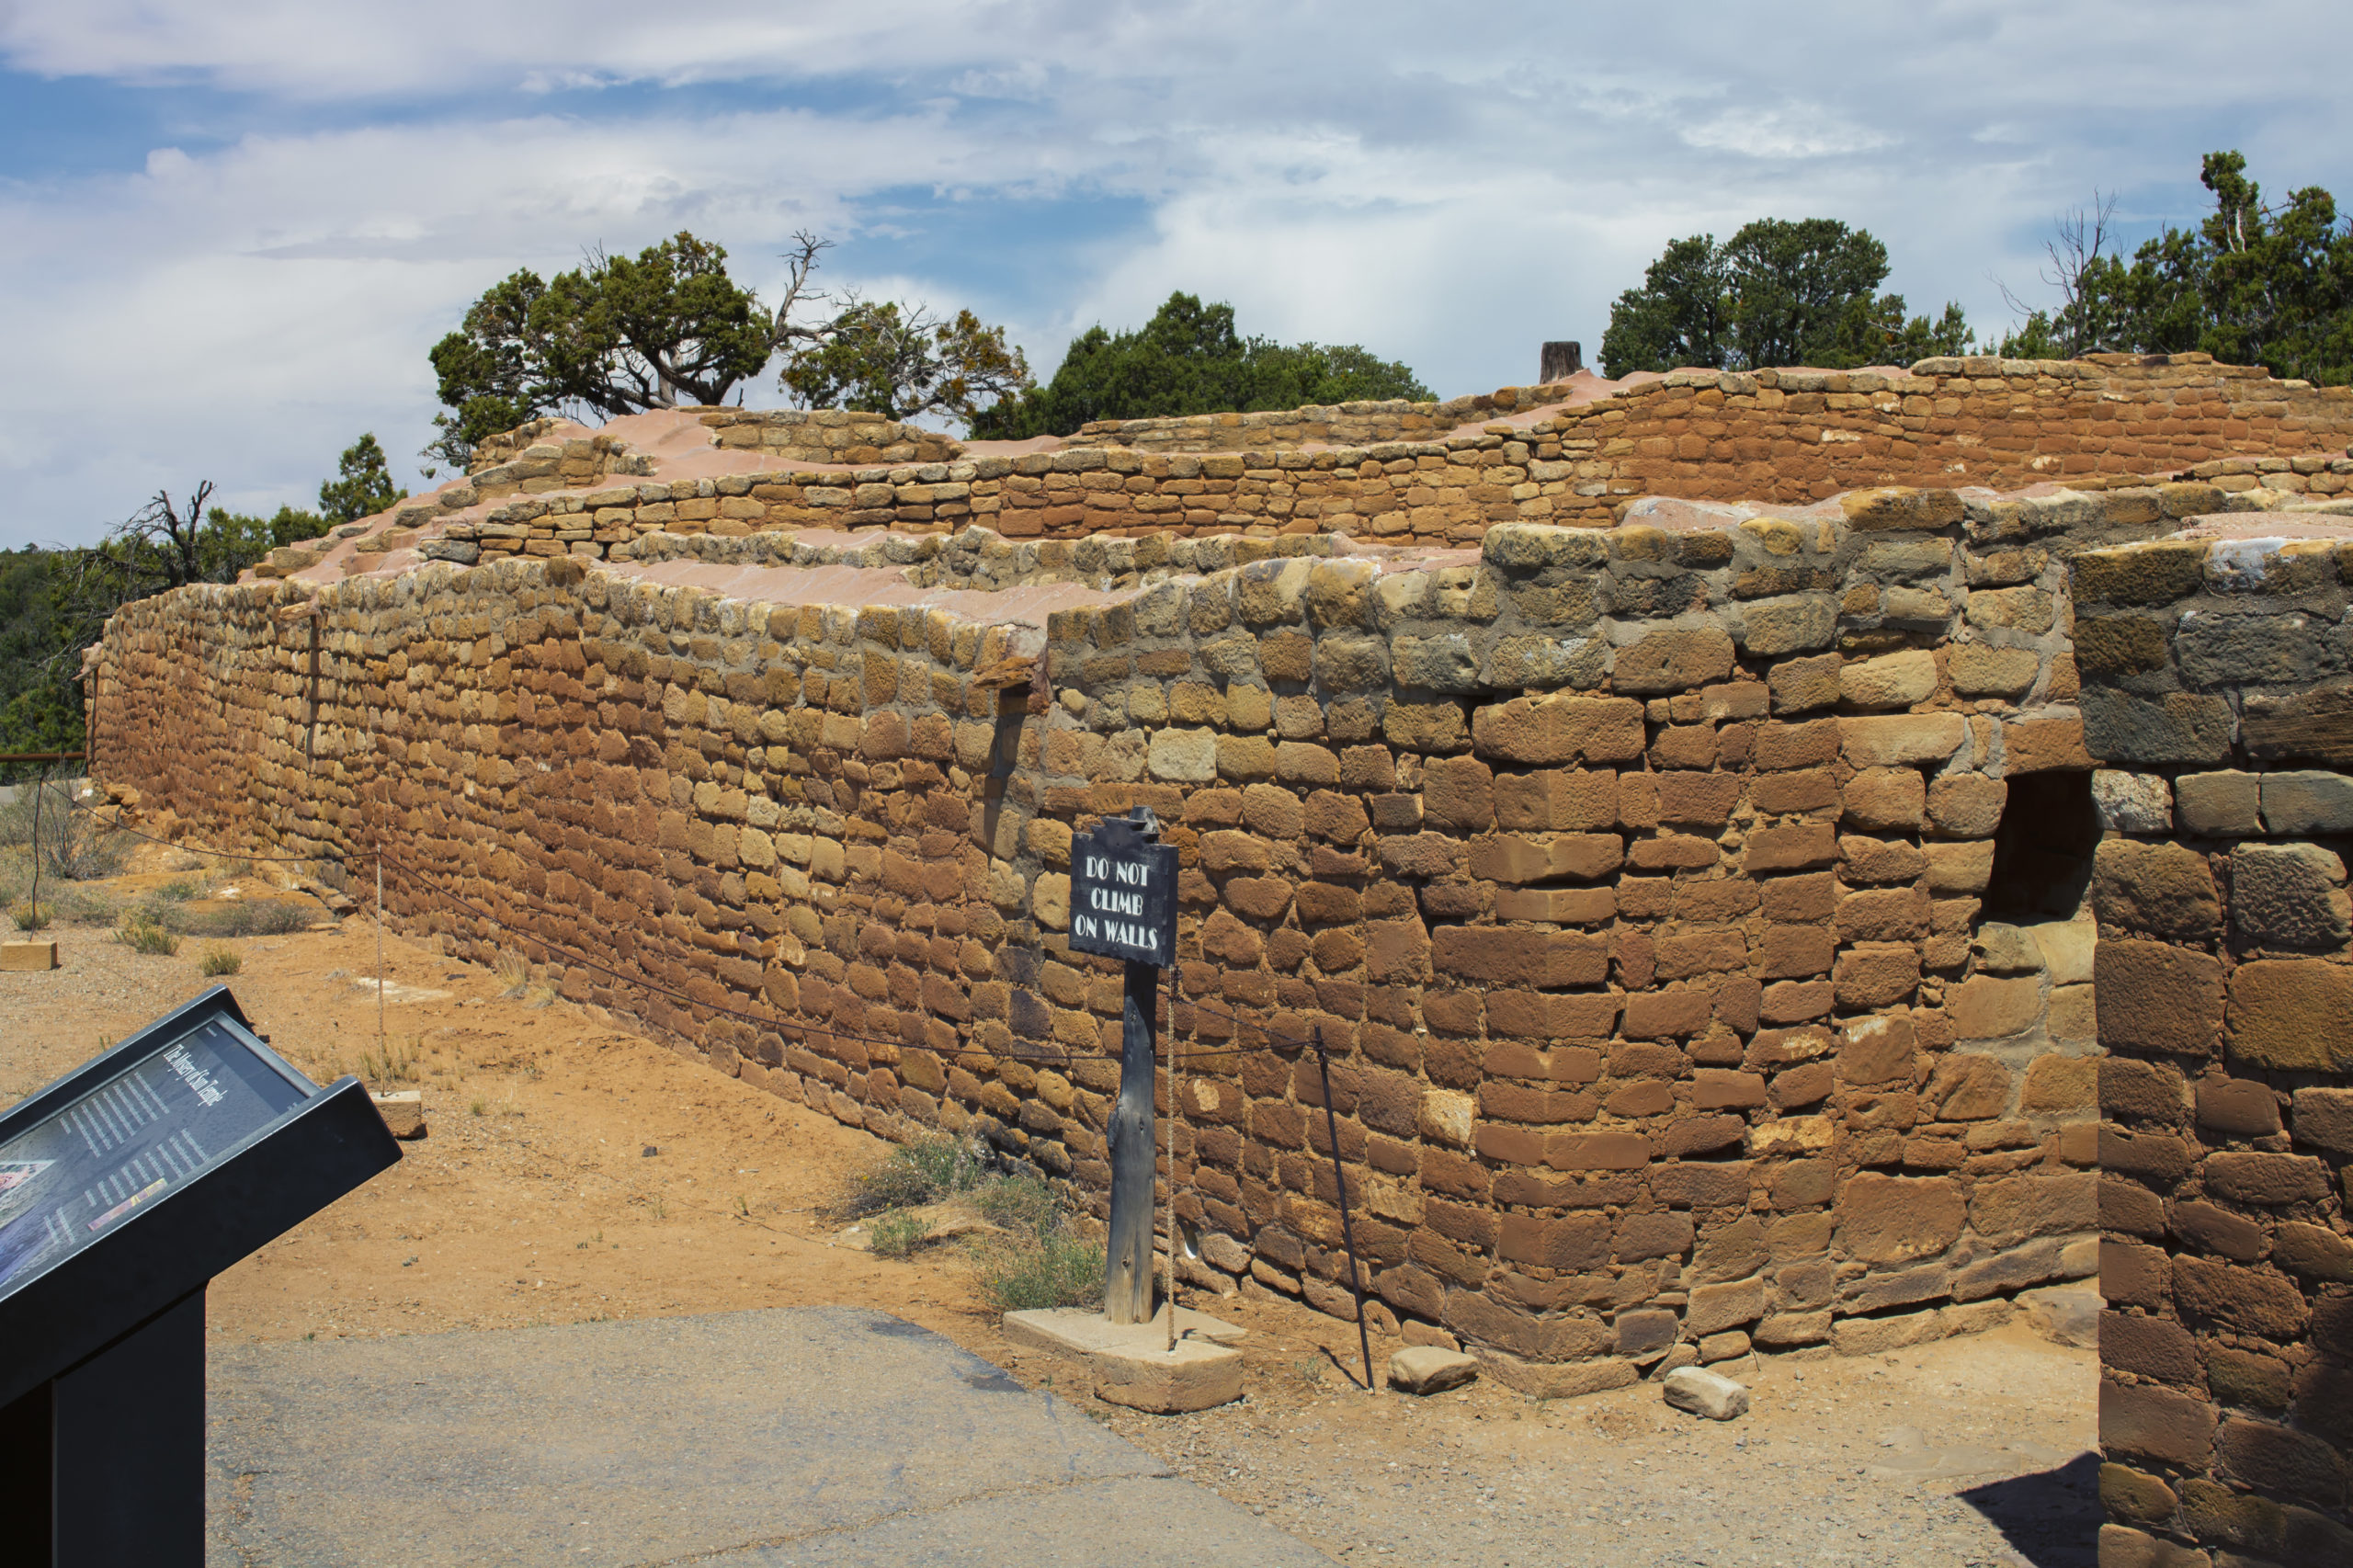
206 1306 1334 1566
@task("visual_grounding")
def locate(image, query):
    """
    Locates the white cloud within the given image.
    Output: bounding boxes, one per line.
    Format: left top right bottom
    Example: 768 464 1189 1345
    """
0 0 2348 544
1681 107 1893 161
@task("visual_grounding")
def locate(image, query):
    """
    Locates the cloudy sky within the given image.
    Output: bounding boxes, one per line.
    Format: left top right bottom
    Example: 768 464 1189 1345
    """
2 0 2346 547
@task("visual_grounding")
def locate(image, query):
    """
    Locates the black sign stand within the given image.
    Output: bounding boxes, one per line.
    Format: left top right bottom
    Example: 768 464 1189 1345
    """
1068 807 1178 1326
0 987 402 1566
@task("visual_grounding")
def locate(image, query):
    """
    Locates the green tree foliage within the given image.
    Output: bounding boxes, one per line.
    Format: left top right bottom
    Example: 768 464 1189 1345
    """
1601 218 1971 376
1996 153 2353 384
969 291 1432 439
425 269 552 472
779 301 1032 423
316 434 408 525
4 436 381 760
427 231 1033 468
426 233 770 472
0 550 85 761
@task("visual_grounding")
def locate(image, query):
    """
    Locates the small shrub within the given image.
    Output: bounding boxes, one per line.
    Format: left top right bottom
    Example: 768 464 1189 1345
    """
976 1234 1106 1312
199 945 242 977
851 1135 991 1215
116 909 179 956
50 885 119 926
0 782 129 881
870 1211 934 1259
974 1174 1063 1235
157 880 199 903
249 900 315 935
494 950 530 998
13 902 49 932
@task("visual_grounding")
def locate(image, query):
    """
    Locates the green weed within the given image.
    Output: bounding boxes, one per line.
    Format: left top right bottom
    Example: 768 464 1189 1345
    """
975 1233 1106 1312
199 945 242 977
116 909 179 956
870 1210 935 1259
850 1135 992 1215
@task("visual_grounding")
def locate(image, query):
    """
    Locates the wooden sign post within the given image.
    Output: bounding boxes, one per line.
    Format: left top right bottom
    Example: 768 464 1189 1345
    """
1068 806 1178 1327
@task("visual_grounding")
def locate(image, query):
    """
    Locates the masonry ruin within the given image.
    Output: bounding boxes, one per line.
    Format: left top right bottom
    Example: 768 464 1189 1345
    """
85 352 2353 1564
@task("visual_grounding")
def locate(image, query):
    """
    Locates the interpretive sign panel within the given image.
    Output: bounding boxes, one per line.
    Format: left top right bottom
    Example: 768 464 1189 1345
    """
0 986 402 1565
1068 812 1178 968
0 1015 308 1292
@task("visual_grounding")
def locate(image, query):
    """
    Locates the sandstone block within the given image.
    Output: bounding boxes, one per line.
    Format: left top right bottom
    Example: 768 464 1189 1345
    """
2205 1151 2331 1206
1685 1278 1765 1337
1925 839 1995 894
1837 1015 1915 1085
2227 958 2353 1073
2262 770 2353 835
1927 773 2006 837
2172 1254 2309 1338
2080 687 2234 767
2004 717 2092 775
1615 627 1735 694
1949 974 2044 1040
2097 939 2223 1057
1147 727 1217 782
1747 823 1837 872
1387 1346 1478 1395
1844 767 1926 830
1472 693 1645 766
2100 1381 2216 1470
2095 839 2221 940
2029 920 2096 985
1840 649 1937 710
2232 843 2350 949
1768 653 1841 713
2197 1077 2282 1137
1662 1366 1749 1421
1839 714 1965 768
0 941 57 971
1839 486 1963 532
2291 1086 2353 1153
1469 833 1623 884
1737 596 1836 655
1949 643 2040 698
2175 770 2261 836
1835 1173 1964 1265
2093 1524 2211 1568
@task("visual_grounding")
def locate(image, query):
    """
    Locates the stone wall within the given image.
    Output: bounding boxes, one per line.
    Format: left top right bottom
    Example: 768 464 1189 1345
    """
259 357 2353 591
2074 530 2353 1564
89 469 2194 1397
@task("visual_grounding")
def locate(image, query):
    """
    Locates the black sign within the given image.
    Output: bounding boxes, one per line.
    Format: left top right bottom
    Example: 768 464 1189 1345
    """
0 987 402 1409
0 1016 307 1293
1069 810 1178 967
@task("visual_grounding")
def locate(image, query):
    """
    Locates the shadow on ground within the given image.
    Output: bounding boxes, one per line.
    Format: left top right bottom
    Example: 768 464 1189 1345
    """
1958 1450 2101 1568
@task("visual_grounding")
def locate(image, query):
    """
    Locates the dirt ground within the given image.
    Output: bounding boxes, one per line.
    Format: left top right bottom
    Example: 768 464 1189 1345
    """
0 853 2098 1568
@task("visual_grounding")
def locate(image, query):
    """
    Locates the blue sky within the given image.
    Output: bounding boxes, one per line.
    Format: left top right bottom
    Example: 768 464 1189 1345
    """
1 0 2347 547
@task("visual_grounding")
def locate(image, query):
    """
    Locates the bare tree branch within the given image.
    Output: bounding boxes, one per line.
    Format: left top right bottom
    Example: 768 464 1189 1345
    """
768 231 835 352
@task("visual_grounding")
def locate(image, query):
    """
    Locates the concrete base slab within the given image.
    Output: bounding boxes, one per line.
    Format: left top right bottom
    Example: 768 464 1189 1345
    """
1004 1306 1246 1413
207 1306 1324 1567
369 1089 426 1139
0 939 57 971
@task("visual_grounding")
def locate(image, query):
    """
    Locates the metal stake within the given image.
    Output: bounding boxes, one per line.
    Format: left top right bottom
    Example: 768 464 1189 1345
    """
1313 1024 1375 1393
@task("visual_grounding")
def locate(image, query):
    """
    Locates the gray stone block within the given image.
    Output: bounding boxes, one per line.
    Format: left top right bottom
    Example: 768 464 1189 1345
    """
2231 843 2351 949
2263 771 2353 835
2177 769 2261 835
2080 687 2235 767
2176 611 2328 688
